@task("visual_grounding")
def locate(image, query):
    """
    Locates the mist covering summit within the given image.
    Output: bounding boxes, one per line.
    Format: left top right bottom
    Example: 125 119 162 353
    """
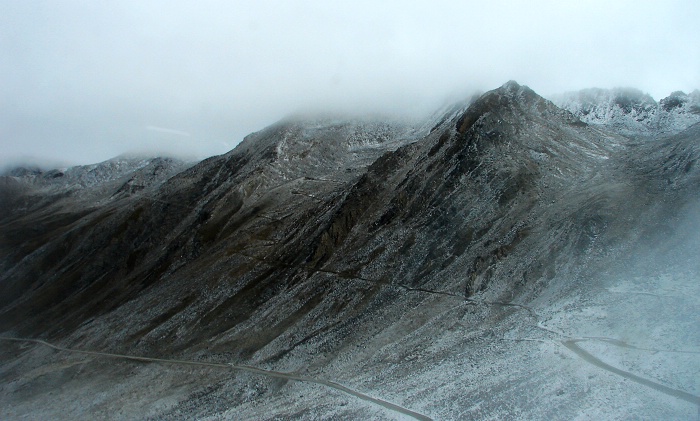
1 81 699 420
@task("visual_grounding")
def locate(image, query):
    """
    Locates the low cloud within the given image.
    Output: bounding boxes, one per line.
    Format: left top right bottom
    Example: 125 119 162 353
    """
146 126 192 137
1 0 698 167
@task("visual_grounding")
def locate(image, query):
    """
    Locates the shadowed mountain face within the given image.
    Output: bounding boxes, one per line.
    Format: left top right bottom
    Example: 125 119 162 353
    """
1 82 699 420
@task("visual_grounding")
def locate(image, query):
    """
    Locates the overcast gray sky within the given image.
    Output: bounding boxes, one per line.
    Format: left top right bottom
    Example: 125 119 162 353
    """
1 0 699 168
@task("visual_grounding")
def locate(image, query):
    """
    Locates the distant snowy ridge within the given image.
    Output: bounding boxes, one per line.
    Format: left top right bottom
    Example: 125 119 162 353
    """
1 155 191 206
550 88 700 138
6 156 153 186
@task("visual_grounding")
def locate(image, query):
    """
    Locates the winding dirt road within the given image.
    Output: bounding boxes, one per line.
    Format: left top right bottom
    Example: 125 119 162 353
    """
0 336 432 421
563 339 700 406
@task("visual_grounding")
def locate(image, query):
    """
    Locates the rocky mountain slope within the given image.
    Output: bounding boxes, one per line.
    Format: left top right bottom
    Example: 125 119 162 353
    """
551 87 700 138
1 81 699 420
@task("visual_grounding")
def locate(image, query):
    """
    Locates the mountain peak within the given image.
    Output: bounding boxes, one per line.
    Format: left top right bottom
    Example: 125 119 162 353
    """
455 81 554 134
551 87 700 137
496 80 537 100
2 80 699 420
500 79 522 91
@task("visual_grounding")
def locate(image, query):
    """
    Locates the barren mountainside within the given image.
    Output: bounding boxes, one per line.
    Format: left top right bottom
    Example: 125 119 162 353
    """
1 81 699 420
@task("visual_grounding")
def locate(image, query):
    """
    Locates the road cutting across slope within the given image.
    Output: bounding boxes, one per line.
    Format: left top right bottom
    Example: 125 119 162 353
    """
562 339 700 406
0 336 432 421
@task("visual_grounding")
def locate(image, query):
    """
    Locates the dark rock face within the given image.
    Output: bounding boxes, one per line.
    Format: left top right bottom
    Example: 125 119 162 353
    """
1 82 699 419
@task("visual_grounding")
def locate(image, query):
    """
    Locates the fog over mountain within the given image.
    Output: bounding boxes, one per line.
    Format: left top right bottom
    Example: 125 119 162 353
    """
2 1 700 419
1 81 699 419
2 1 699 168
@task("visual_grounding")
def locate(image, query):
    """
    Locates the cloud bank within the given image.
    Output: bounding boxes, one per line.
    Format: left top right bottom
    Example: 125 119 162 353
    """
1 0 699 167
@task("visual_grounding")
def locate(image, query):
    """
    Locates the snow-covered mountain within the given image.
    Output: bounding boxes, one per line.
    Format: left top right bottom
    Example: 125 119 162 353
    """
4 155 190 192
1 82 698 420
551 88 700 138
1 156 192 214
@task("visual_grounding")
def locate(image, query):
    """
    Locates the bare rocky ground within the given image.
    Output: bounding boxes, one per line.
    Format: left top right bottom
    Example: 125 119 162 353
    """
1 82 699 419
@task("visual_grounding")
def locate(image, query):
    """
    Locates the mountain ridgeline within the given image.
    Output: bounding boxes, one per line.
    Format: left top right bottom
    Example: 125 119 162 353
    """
1 82 699 420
